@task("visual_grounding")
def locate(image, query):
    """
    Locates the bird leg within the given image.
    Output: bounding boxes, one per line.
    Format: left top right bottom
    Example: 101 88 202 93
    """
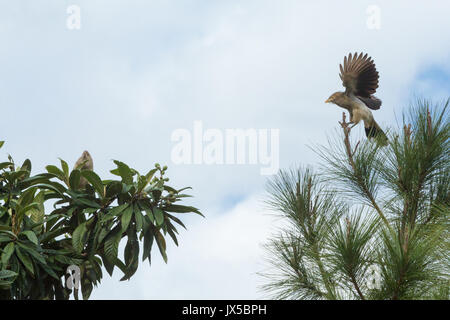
339 112 355 127
339 112 354 133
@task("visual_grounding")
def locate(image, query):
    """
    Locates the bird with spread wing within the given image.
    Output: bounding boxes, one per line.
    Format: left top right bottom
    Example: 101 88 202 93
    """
325 52 387 142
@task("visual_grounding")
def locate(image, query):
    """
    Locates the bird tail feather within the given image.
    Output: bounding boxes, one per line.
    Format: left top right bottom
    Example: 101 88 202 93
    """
365 121 388 146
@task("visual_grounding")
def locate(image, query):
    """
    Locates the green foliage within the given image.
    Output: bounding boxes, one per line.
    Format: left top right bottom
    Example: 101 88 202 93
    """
261 99 449 300
0 147 202 299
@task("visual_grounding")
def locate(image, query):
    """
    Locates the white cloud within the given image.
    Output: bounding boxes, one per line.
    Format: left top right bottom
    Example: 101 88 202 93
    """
91 195 279 299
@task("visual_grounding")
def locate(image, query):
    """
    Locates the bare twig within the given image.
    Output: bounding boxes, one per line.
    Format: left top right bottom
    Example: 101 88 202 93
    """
427 108 432 137
404 124 412 146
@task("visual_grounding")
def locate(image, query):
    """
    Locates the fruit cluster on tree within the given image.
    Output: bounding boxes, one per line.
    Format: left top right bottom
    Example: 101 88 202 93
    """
0 145 202 299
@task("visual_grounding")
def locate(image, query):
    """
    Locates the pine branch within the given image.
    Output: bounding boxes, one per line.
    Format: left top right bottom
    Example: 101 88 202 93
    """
344 217 366 300
296 182 336 299
339 112 390 228
350 273 365 300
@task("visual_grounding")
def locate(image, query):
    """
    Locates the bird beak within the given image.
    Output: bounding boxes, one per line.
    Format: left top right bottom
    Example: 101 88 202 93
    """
325 98 331 103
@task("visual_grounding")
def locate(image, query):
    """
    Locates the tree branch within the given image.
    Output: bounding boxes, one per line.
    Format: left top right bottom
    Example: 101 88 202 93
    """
350 274 365 300
339 112 390 228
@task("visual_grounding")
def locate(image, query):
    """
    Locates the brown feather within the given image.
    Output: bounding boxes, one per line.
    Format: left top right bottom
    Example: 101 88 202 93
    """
357 95 382 110
339 52 379 98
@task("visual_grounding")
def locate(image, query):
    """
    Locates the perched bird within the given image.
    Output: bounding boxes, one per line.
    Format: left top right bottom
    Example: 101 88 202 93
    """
74 150 93 189
325 52 387 141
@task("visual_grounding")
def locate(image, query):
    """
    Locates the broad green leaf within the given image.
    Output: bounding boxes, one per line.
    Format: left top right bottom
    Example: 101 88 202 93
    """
20 231 38 245
163 185 178 193
46 165 65 179
18 187 37 207
134 208 143 232
0 270 16 279
21 159 32 174
153 227 167 263
75 198 101 209
82 280 93 300
109 168 120 176
166 213 187 230
164 204 204 217
59 158 69 177
177 187 192 193
142 227 154 262
81 170 104 197
20 202 40 217
39 261 59 280
153 208 164 227
15 247 34 276
39 226 70 244
1 242 15 265
138 201 156 225
144 210 155 225
72 222 88 253
83 207 99 214
28 208 44 224
137 168 157 192
0 235 12 243
101 253 115 276
145 168 158 182
33 183 66 196
104 227 121 263
0 269 17 288
16 243 46 265
17 174 52 189
69 169 81 189
97 224 111 244
121 236 139 281
0 162 12 170
0 230 17 239
101 204 129 222
166 220 179 246
121 205 134 232
7 170 28 182
105 181 122 198
113 160 133 185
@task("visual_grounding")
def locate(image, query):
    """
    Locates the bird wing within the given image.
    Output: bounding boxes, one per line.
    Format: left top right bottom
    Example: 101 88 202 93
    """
339 52 379 99
357 95 382 110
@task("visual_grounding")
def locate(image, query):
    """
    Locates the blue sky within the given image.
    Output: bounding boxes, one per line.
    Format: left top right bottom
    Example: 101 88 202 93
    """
1 1 449 299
